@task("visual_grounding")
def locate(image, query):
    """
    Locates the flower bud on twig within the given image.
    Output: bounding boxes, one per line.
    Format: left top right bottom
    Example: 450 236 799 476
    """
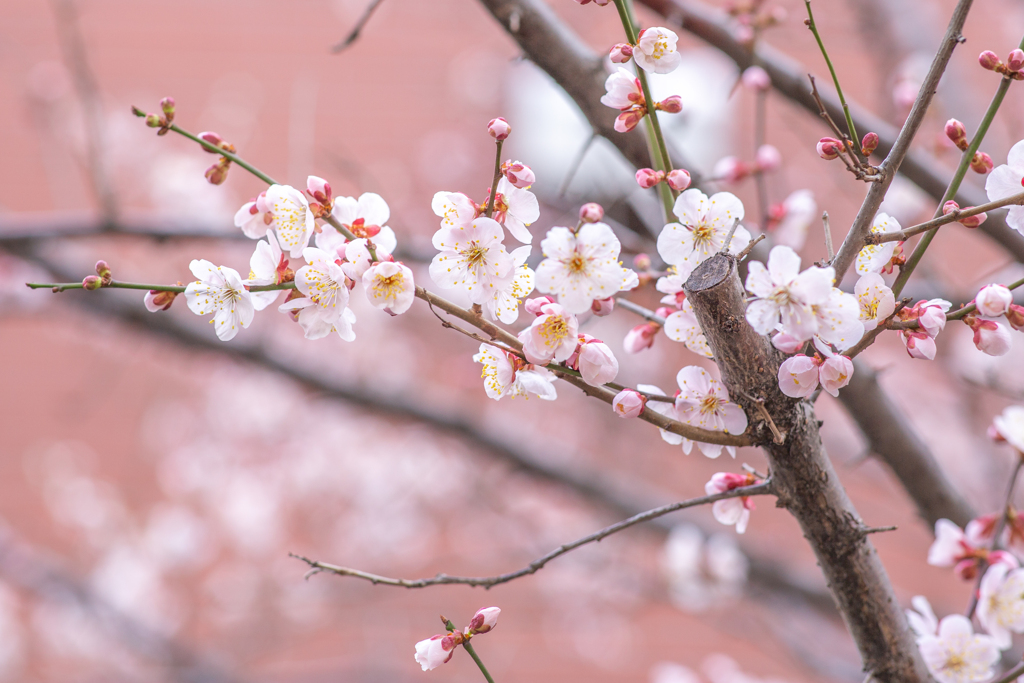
979 50 1001 71
816 137 842 160
666 169 691 191
487 117 511 140
860 132 879 156
970 151 993 174
635 168 665 188
944 119 969 151
609 43 633 63
82 275 102 290
1008 49 1024 73
579 202 604 223
656 95 683 113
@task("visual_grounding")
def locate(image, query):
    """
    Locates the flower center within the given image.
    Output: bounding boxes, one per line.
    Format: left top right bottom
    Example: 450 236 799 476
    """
539 315 569 345
567 253 588 274
373 273 403 299
463 244 488 267
699 395 720 415
691 222 714 245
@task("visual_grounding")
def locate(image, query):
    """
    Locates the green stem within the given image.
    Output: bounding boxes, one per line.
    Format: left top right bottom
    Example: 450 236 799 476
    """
168 124 280 187
484 139 504 218
892 65 1018 298
26 279 296 294
462 641 496 683
804 1 859 145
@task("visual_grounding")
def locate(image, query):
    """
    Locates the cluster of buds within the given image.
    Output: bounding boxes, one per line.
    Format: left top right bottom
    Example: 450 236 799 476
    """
897 299 950 360
979 49 1024 79
82 260 113 291
414 608 501 671
726 0 786 44
501 160 535 189
194 131 238 185
942 200 988 228
817 132 879 160
776 352 853 398
131 97 176 135
961 283 1021 356
713 145 781 183
636 168 691 191
487 117 511 140
305 176 333 217
624 306 673 353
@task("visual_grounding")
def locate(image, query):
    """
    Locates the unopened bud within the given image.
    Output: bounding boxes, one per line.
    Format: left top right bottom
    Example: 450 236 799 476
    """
306 175 333 205
82 275 102 290
1006 304 1024 331
145 113 163 128
755 144 781 172
633 253 652 271
205 159 230 185
944 119 969 151
860 132 879 156
816 137 842 160
713 156 748 182
198 131 226 153
635 168 665 189
656 95 683 113
144 289 178 312
975 284 1013 317
487 117 511 140
609 43 633 63
579 202 604 223
524 296 555 315
503 160 535 188
591 297 615 317
1008 49 1024 72
95 260 112 283
666 168 691 191
961 211 987 228
979 50 1001 71
615 108 645 133
612 388 645 418
741 65 771 91
943 200 960 216
159 96 175 118
970 151 993 174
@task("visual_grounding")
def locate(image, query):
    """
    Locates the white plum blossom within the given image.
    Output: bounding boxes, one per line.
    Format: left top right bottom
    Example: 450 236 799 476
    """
977 561 1024 649
639 384 685 447
244 231 288 311
985 139 1024 236
279 297 356 341
818 354 853 397
928 519 979 568
570 335 619 386
331 192 397 252
633 27 682 74
483 246 535 323
745 245 835 341
363 261 415 315
466 607 500 634
258 185 315 258
704 472 759 533
674 366 748 458
431 191 478 231
414 634 457 671
535 223 637 313
184 260 255 342
288 247 356 341
993 405 1024 453
600 67 643 109
657 189 750 280
855 273 896 331
812 288 865 351
770 189 817 250
492 177 539 244
473 344 557 400
664 299 713 357
778 355 819 398
430 216 515 304
856 213 902 275
907 597 1000 683
656 266 687 306
234 193 270 239
518 302 579 364
976 284 1014 318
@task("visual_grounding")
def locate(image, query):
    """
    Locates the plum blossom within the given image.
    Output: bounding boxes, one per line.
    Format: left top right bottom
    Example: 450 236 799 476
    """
535 223 637 313
483 246 535 323
633 27 682 74
502 160 534 189
856 213 902 275
705 472 760 533
414 633 461 671
768 189 817 250
518 302 579 364
818 354 853 397
287 247 356 341
674 366 748 458
430 216 515 304
657 189 750 280
567 334 619 386
234 193 270 238
244 231 289 311
279 297 356 341
966 315 1012 356
977 561 1024 649
184 260 254 342
778 355 818 398
901 330 937 360
613 388 645 418
855 273 896 331
976 284 1014 317
329 192 398 253
600 67 646 133
812 288 864 351
473 344 557 400
661 524 748 612
492 177 539 244
745 245 835 341
466 607 500 634
993 405 1024 453
664 299 713 358
928 518 985 579
985 139 1024 236
144 289 178 312
624 319 662 353
431 191 478 231
258 185 315 258
363 261 415 315
907 597 999 683
772 331 804 354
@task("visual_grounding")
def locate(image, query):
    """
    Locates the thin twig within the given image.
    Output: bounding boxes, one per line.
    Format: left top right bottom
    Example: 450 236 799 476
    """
822 212 834 262
331 0 386 52
484 139 504 218
844 299 910 359
737 389 785 444
719 218 741 254
992 662 1024 683
804 0 859 144
860 525 898 536
291 480 774 588
559 132 597 197
869 190 1024 244
736 234 765 261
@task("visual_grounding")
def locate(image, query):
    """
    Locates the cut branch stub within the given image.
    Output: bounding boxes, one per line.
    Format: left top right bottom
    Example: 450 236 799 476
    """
684 254 931 683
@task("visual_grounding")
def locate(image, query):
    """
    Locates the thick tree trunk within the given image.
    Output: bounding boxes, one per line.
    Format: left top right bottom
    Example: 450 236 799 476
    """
684 254 932 683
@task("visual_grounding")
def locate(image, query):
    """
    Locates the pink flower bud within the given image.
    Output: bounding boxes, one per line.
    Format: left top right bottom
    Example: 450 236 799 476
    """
612 389 645 418
1008 49 1024 72
503 160 535 188
579 202 604 223
917 301 948 338
901 330 936 360
306 175 332 205
414 634 458 671
82 275 102 290
713 156 748 182
467 607 500 634
205 159 230 185
1007 304 1024 331
666 169 691 191
943 200 960 215
755 144 781 172
635 168 665 188
524 296 555 315
623 321 661 353
860 132 879 156
960 211 987 228
944 119 968 150
741 65 770 91
771 331 804 354
144 289 178 312
979 50 1001 71
706 471 755 494
615 108 645 133
777 354 819 398
609 43 634 63
487 117 511 140
975 284 1013 317
816 137 842 160
818 354 853 397
577 340 619 386
657 95 683 113
968 317 1012 356
733 24 755 44
591 297 615 316
970 151 993 174
95 260 111 280
633 253 652 271
198 131 226 152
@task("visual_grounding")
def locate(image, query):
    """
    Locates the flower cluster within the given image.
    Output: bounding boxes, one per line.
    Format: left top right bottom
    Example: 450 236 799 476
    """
414 607 500 671
906 596 999 683
897 298 951 361
643 367 748 459
777 352 853 399
960 283 1022 357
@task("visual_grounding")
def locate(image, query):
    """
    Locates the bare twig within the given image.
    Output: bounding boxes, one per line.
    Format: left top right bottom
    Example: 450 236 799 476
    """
615 297 667 324
868 190 1024 244
736 233 765 261
737 389 785 444
291 480 774 588
822 212 834 263
331 0 386 52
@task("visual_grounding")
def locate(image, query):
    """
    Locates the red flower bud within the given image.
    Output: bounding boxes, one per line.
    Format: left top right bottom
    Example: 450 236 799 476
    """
635 168 665 188
979 50 1001 71
666 169 691 191
944 119 968 151
970 151 993 174
1008 49 1024 72
816 137 842 160
860 132 879 156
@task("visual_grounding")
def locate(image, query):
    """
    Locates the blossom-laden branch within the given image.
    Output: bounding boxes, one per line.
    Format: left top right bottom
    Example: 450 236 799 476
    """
867 191 1024 244
965 456 1024 619
291 479 773 588
888 275 1024 331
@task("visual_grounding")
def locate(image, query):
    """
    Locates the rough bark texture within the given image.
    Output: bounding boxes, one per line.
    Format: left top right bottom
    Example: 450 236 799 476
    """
684 254 932 683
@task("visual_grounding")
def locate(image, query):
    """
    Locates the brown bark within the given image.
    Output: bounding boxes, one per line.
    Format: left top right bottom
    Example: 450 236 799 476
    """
684 254 931 683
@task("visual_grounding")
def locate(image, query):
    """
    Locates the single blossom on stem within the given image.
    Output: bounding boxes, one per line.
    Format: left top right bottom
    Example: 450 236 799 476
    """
777 355 819 398
964 314 1012 356
811 288 864 351
518 302 579 365
144 289 178 312
975 284 1014 317
900 329 937 360
330 192 398 253
928 519 985 579
567 334 619 386
287 247 357 341
818 354 853 397
491 177 539 244
704 472 760 533
502 160 535 189
466 607 500 635
633 27 682 74
429 216 515 305
535 223 637 314
854 273 896 331
624 319 662 354
674 366 748 458
234 192 271 239
657 189 750 280
258 185 316 258
363 261 415 315
184 260 255 342
414 632 462 671
431 191 479 231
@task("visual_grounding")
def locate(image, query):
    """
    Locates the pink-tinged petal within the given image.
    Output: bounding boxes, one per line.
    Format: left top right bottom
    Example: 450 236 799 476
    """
671 189 709 225
791 266 835 306
1007 140 1024 168
745 299 780 335
985 164 1024 201
743 260 774 298
720 403 748 435
711 498 744 526
778 355 819 398
1007 205 1024 236
766 245 801 283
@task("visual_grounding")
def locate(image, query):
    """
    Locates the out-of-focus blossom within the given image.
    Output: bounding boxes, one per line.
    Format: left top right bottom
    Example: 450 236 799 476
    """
768 189 817 250
591 297 615 316
977 561 1024 650
712 156 748 183
771 331 804 354
928 519 984 579
184 260 254 342
979 50 1001 71
993 405 1024 452
985 139 1024 236
755 144 781 172
741 65 770 90
636 168 666 188
657 189 750 280
745 245 834 341
656 95 683 113
624 319 662 354
535 223 637 314
633 27 682 74
907 597 1000 683
674 366 748 458
661 524 748 613
579 202 604 223
856 213 902 275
